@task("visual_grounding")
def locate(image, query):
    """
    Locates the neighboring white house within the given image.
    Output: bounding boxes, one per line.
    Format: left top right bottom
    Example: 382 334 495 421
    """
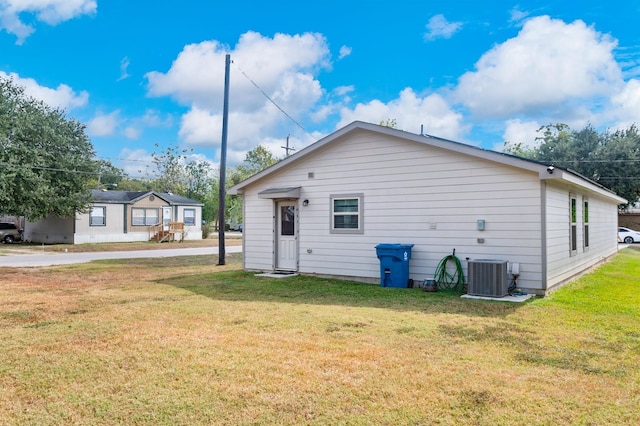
228 121 626 295
25 190 203 244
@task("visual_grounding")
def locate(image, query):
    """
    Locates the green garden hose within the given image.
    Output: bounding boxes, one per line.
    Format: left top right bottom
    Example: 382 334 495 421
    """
434 249 465 291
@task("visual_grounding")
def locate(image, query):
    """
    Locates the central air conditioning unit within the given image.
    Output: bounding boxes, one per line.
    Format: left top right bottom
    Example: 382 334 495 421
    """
467 259 509 297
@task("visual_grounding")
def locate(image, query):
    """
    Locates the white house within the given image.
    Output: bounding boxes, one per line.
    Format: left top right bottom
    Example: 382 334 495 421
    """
25 190 203 244
228 121 626 295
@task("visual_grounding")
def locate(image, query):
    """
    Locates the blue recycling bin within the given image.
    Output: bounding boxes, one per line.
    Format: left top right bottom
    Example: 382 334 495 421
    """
375 243 414 288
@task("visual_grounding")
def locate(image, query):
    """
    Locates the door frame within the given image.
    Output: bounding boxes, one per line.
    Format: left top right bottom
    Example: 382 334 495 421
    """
274 199 299 271
162 206 172 231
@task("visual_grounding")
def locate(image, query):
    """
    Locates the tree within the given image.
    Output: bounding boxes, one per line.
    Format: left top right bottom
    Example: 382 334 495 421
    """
379 118 398 129
232 145 279 180
504 123 640 205
185 160 214 200
597 126 640 206
115 178 154 192
224 146 280 227
535 124 600 177
0 77 98 220
144 143 192 194
185 160 216 223
86 159 126 189
142 142 219 222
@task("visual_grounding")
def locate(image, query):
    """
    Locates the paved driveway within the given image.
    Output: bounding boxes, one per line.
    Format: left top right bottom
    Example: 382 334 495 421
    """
0 246 242 268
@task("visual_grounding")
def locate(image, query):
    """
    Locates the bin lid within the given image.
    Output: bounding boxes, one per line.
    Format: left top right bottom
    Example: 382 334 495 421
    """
375 243 414 249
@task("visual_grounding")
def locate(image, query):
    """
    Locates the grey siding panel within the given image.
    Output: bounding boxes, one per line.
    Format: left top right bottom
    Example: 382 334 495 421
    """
24 215 74 244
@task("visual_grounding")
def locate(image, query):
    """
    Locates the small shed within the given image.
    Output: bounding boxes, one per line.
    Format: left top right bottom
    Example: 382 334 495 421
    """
228 121 626 295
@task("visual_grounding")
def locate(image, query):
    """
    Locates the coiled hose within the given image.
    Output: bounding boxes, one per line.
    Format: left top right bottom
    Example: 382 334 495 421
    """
434 249 465 291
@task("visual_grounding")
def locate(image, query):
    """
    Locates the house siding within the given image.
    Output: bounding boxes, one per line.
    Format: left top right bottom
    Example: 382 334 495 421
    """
23 215 74 244
545 184 619 292
175 205 203 241
242 130 546 292
74 204 132 244
234 123 625 295
126 194 166 234
243 194 279 270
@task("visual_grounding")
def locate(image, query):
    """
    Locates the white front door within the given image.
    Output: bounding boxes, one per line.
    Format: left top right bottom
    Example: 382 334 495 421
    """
276 201 297 271
162 206 172 231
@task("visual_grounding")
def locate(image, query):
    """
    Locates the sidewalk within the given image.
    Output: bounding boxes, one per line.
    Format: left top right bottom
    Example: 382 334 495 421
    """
0 245 242 268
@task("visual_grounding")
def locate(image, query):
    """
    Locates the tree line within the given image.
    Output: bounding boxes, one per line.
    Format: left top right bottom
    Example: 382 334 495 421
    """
504 123 640 207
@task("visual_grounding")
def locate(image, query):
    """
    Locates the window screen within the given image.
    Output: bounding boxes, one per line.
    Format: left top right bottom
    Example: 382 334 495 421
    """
132 208 159 226
184 209 196 226
330 194 364 234
90 206 106 226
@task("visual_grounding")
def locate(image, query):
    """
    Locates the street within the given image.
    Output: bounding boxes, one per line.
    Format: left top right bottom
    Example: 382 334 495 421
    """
0 245 242 268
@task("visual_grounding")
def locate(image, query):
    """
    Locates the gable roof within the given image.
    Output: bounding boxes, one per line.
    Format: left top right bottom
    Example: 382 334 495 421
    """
90 190 203 206
229 121 626 204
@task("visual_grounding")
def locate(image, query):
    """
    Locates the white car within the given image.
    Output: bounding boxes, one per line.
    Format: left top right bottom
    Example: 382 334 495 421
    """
618 227 640 244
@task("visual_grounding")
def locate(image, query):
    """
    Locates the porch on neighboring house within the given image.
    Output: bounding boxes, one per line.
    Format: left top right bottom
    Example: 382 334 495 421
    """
149 222 185 243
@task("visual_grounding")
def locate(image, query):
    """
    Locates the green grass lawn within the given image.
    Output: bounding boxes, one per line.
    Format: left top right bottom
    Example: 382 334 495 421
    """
1 249 639 425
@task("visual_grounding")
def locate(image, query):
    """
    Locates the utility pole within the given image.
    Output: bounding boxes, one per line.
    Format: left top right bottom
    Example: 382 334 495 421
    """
218 53 231 265
281 134 296 156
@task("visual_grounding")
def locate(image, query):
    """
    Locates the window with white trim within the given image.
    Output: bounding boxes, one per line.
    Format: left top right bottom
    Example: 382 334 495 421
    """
330 194 364 234
570 195 577 254
184 208 196 226
583 198 589 250
132 208 159 226
90 206 106 226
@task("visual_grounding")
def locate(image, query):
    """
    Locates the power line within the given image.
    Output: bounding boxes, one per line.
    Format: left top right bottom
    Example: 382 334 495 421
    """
549 159 640 163
0 161 99 176
0 154 219 177
599 177 640 180
234 62 306 133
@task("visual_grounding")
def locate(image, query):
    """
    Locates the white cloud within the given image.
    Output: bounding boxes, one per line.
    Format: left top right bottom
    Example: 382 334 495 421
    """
337 88 466 140
86 110 120 137
309 104 335 123
500 119 541 150
122 126 140 140
117 148 154 178
0 0 96 44
178 107 218 145
424 14 462 41
141 19 636 165
610 79 640 129
179 103 285 150
338 45 352 59
455 16 622 120
509 7 530 24
146 32 329 110
118 56 130 81
334 85 354 96
86 108 174 141
0 71 88 109
140 109 173 128
146 31 331 151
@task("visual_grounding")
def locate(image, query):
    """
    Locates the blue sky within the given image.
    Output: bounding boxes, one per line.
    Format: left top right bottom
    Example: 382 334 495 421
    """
2 1 640 176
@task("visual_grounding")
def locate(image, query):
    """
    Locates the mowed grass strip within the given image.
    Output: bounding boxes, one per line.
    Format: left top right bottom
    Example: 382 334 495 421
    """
1 250 639 425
